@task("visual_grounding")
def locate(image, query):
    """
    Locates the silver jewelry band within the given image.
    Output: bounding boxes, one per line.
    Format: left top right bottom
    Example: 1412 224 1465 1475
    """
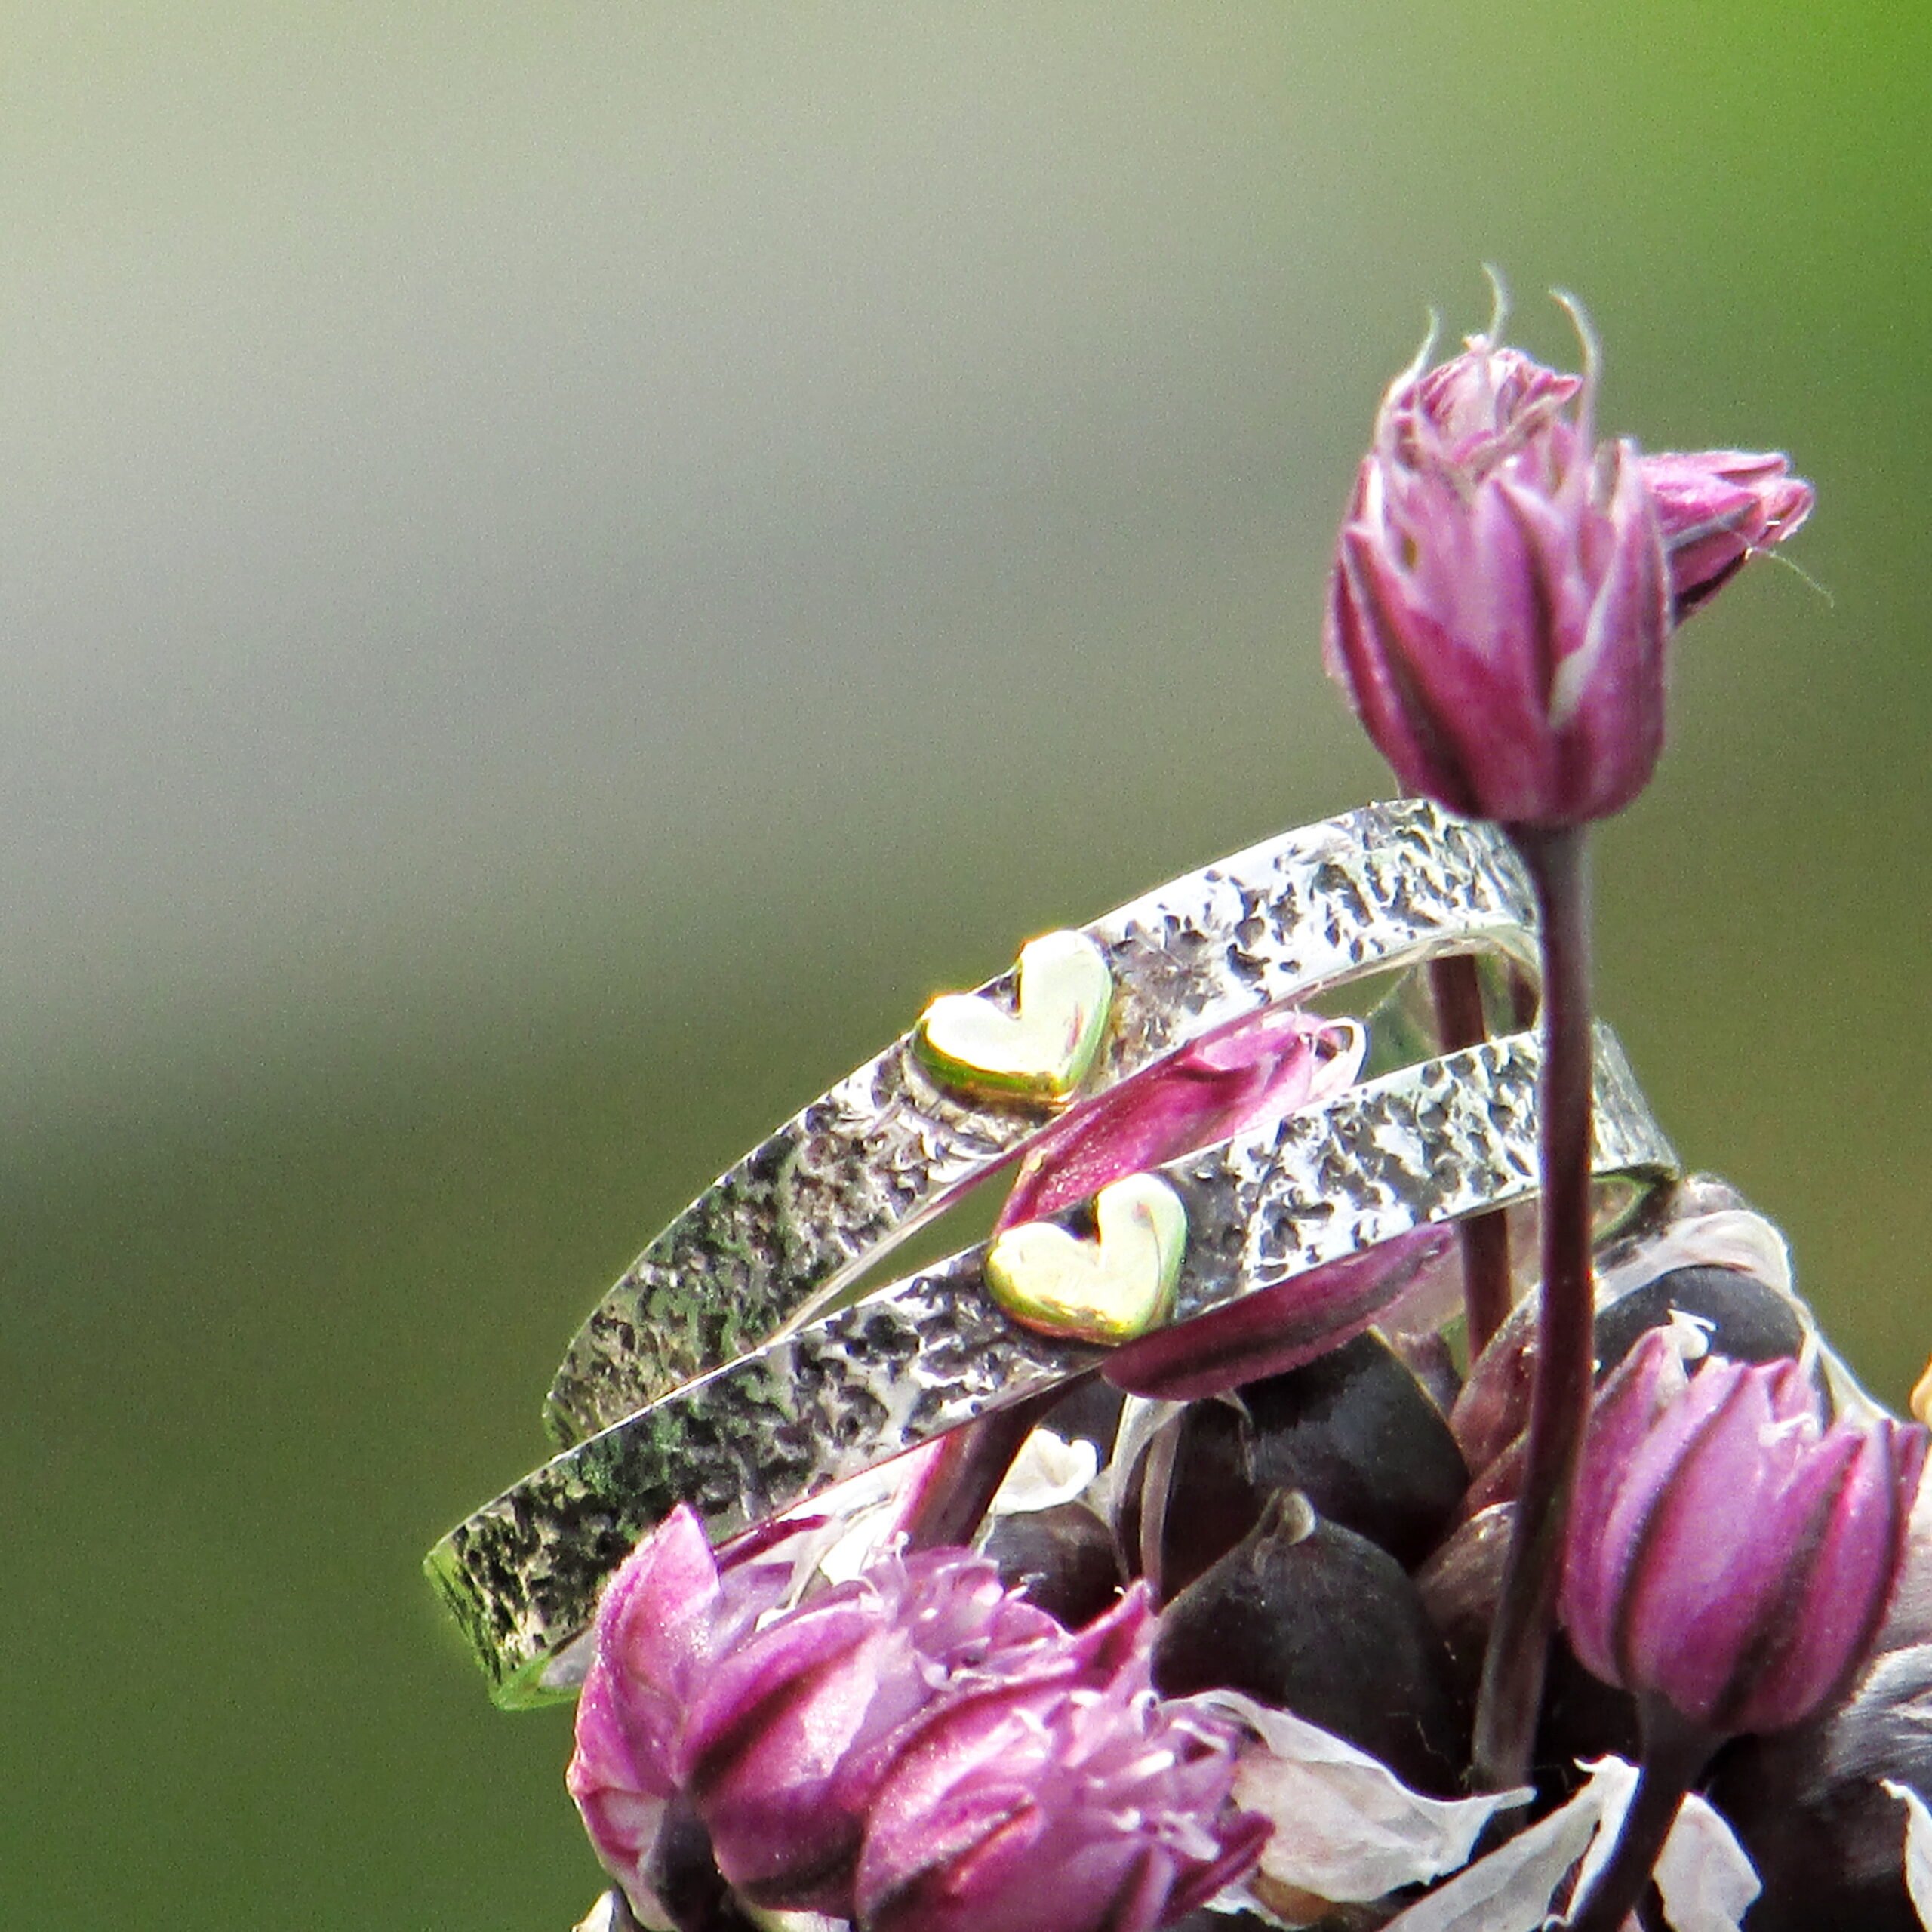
433 1024 1676 1705
544 799 1540 1446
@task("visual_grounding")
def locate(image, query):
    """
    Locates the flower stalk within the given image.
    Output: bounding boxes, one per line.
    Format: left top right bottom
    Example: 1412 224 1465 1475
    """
1564 1700 1719 1932
1471 823 1596 1789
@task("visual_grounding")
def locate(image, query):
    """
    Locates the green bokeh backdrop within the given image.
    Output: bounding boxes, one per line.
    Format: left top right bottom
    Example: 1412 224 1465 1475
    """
5 5 1927 1925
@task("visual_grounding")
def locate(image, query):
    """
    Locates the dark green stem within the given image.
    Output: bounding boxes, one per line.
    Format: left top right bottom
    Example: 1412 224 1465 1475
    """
1429 952 1513 1353
1470 823 1595 1790
1564 1702 1718 1932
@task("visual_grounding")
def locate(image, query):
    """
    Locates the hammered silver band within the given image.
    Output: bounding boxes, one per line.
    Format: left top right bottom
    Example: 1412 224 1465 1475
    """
545 799 1540 1446
433 1023 1677 1704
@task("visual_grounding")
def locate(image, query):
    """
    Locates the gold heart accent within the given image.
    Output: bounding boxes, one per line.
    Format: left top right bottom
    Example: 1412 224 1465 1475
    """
914 929 1112 1103
985 1173 1186 1345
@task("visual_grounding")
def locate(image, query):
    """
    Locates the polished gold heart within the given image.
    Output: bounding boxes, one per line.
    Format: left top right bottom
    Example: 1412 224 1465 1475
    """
914 929 1112 1103
984 1173 1187 1345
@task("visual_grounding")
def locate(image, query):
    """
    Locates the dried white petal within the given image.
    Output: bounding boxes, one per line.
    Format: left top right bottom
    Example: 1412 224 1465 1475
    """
1883 1780 1932 1930
1195 1690 1528 1905
1382 1767 1608 1932
1100 1395 1185 1526
1594 1205 1792 1309
1383 1757 1756 1932
775 1459 912 1591
573 1887 648 1932
1652 1791 1761 1932
741 1907 847 1932
989 1426 1099 1515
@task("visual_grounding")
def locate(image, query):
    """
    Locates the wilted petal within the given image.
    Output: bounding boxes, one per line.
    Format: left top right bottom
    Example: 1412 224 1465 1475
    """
1195 1690 1527 1906
1381 1757 1757 1932
1103 1227 1453 1402
1883 1780 1932 1931
997 1010 1359 1230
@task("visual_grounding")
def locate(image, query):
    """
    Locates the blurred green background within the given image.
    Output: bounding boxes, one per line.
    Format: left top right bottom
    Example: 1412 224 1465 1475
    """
4 4 1927 1925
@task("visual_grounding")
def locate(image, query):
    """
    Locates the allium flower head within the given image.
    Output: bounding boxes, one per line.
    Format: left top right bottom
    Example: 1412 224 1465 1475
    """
854 1586 1268 1932
569 1510 1268 1929
1561 1330 1927 1739
569 1506 1072 1917
1324 307 1671 827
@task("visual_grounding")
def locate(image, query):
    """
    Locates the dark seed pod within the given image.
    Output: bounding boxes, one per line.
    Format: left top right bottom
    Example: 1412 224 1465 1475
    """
1235 1332 1470 1570
1415 1504 1640 1789
1383 1324 1463 1420
1533 1638 1641 1795
1594 1264 1806 1375
1152 1491 1469 1795
1456 1265 1814 1518
980 1500 1121 1629
1125 1332 1472 1599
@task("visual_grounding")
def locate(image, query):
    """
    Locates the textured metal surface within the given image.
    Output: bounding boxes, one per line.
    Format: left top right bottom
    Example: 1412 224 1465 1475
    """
433 1024 1676 1703
544 799 1540 1445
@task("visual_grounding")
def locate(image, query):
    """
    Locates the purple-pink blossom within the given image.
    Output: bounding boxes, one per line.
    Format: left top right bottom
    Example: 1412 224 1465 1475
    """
568 1504 801 1920
1561 1330 1927 1737
568 1509 1266 1928
1323 316 1812 831
1324 321 1671 828
570 1506 1066 1915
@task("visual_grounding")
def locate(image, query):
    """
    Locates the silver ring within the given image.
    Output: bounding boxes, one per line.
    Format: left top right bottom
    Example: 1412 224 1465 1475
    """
544 799 1540 1446
432 1024 1676 1704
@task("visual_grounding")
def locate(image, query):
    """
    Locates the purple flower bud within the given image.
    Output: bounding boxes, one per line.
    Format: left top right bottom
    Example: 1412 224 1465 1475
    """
1639 449 1814 620
678 1547 1067 1911
566 1506 808 1919
853 1587 1268 1932
1324 321 1672 827
1561 1330 1928 1738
